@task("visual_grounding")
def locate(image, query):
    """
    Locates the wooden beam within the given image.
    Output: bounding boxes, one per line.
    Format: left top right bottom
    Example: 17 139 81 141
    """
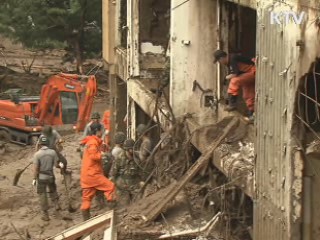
141 118 239 222
46 211 115 240
103 208 116 240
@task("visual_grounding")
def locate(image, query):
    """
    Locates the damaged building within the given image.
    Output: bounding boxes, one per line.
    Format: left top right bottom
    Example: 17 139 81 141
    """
102 0 320 239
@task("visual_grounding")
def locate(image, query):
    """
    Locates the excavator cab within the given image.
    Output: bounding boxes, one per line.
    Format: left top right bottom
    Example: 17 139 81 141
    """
36 73 97 130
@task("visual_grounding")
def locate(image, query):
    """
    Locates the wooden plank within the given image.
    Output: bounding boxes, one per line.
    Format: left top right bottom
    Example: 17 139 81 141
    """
142 118 239 222
46 211 114 240
103 208 116 240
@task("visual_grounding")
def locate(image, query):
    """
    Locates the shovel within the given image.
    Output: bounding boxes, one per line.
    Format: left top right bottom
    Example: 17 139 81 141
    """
13 162 32 186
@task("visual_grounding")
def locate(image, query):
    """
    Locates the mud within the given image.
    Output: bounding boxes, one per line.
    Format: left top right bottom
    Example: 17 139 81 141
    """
0 130 114 239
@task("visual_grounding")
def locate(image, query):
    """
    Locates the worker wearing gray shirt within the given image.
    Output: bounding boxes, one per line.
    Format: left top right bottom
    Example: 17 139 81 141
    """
33 136 63 221
36 126 68 173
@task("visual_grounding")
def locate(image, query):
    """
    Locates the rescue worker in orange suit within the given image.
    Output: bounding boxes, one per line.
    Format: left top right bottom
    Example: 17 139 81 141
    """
213 50 256 122
80 122 116 221
102 110 111 150
78 112 108 158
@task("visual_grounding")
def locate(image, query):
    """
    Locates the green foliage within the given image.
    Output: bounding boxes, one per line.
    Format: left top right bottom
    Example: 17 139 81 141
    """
0 0 102 60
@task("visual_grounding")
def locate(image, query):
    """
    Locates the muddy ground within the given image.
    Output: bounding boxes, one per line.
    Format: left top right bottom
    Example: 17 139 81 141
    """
0 128 118 240
0 133 85 239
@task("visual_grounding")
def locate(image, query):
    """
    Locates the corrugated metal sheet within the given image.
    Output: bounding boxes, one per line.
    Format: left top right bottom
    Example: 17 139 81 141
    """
254 3 299 240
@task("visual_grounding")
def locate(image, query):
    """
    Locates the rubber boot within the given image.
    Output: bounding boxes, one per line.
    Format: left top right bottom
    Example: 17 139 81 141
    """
82 210 91 221
95 191 106 209
225 95 237 111
244 111 255 124
41 211 50 221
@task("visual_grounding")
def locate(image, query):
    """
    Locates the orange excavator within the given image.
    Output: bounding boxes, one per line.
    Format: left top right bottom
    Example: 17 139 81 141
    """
0 73 97 145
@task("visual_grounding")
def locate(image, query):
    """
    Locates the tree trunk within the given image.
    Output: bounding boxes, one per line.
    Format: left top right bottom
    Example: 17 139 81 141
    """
78 0 87 74
74 40 83 74
71 0 88 74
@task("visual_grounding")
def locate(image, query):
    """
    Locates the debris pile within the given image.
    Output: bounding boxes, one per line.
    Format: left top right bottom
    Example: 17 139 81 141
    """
221 141 254 180
115 117 253 239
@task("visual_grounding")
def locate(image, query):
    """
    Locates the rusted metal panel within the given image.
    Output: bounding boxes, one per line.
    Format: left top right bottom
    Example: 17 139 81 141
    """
254 2 302 240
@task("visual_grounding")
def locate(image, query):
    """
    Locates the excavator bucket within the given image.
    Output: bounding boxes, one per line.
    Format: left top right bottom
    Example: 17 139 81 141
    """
76 75 97 131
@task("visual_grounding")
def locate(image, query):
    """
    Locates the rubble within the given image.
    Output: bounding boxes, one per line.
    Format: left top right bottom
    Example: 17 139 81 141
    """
158 212 221 239
115 117 254 239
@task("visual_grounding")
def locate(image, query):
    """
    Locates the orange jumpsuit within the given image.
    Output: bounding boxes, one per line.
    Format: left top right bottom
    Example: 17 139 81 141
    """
80 135 115 210
228 55 256 112
102 110 111 147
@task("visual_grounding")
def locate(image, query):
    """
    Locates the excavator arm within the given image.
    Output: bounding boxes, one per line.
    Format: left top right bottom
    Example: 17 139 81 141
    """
35 83 60 125
76 75 97 131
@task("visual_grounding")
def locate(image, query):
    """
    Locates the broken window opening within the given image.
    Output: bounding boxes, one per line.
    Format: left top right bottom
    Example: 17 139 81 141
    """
219 2 257 116
138 0 171 82
297 58 320 133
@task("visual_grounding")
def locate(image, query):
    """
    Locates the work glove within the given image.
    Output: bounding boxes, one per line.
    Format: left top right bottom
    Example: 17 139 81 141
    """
59 162 64 169
225 74 236 80
32 179 37 186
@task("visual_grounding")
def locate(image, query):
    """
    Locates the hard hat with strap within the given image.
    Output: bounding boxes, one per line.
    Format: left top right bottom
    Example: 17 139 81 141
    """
114 131 126 144
123 139 135 150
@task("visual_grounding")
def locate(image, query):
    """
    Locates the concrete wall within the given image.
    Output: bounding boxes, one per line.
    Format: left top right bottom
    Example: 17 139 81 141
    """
170 0 218 118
